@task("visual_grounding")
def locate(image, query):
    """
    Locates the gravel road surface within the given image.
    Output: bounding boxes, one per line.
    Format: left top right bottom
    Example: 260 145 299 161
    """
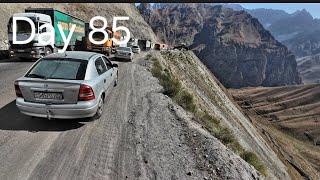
0 54 260 180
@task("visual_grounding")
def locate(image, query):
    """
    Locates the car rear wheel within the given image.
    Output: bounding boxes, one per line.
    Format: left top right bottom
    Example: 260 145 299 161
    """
93 96 104 119
114 73 118 87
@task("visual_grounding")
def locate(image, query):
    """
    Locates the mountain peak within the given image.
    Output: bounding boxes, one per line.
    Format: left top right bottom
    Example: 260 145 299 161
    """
292 8 313 19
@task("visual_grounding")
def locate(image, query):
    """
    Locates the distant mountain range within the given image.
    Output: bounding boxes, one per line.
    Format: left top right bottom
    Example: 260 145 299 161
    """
148 3 320 85
220 5 320 58
245 7 320 84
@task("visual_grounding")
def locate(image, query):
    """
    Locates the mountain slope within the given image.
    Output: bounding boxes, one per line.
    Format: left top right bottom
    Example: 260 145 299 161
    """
283 30 320 57
249 8 320 59
247 8 290 28
230 85 320 179
297 53 320 84
267 9 317 41
150 50 290 179
139 4 301 88
0 3 158 49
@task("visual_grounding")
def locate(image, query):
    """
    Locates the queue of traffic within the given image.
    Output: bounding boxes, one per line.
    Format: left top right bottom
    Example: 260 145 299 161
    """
6 8 165 61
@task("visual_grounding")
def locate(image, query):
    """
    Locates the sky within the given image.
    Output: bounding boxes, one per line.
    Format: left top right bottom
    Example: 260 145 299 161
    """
136 3 320 19
240 3 320 18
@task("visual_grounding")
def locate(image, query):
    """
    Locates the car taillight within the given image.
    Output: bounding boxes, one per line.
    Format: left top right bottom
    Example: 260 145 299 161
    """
14 81 23 98
78 84 95 101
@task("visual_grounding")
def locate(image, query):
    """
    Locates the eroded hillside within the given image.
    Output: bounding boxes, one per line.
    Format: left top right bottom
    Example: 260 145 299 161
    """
146 50 290 179
230 85 320 179
297 54 320 84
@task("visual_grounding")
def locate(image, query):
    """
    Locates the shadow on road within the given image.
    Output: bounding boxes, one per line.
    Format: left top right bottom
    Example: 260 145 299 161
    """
0 101 85 132
109 56 132 63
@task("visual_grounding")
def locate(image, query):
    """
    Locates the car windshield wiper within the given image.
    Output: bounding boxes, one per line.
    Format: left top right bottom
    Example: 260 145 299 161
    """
27 73 47 79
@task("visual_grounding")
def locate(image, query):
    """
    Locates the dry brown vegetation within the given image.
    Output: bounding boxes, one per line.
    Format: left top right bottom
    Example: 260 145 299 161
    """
230 84 320 145
230 84 320 179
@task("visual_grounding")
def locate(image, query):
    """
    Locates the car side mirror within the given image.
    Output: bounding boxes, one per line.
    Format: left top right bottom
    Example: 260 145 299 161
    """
112 64 118 68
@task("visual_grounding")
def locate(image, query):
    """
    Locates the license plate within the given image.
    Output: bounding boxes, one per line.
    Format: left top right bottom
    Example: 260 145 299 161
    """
34 92 63 100
17 50 25 52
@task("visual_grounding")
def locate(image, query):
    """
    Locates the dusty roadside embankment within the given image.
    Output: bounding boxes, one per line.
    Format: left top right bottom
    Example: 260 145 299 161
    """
148 50 290 179
132 92 262 179
124 54 262 179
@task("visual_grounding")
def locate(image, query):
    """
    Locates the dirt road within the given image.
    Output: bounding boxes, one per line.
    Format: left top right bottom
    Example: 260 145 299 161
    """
0 56 141 179
0 54 260 180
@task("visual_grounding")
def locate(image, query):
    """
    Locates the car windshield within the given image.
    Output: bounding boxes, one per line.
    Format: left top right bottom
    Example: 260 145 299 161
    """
117 47 131 52
25 58 88 80
8 17 38 34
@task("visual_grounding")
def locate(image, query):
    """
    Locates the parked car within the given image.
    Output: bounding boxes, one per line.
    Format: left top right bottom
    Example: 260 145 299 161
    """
132 45 141 54
173 43 189 50
115 47 133 61
14 51 118 120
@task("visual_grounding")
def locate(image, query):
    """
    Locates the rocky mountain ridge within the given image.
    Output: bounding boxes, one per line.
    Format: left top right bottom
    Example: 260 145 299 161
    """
247 8 290 28
247 7 320 58
139 3 301 88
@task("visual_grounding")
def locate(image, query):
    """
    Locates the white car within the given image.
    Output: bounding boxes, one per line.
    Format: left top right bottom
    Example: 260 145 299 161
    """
132 45 141 54
15 51 118 120
115 47 133 61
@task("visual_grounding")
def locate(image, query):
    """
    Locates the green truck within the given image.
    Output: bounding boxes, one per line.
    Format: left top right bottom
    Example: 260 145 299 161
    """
8 8 86 59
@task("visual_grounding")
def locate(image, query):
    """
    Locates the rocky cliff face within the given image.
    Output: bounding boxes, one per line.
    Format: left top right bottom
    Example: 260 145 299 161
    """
0 3 157 49
138 3 205 45
139 4 301 88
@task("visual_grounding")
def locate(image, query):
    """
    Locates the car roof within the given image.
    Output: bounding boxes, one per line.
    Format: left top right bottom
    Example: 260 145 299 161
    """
45 51 101 60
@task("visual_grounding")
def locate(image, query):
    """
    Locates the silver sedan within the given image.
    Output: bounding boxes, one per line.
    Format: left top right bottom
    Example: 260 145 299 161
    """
115 47 133 61
131 45 141 54
14 51 118 119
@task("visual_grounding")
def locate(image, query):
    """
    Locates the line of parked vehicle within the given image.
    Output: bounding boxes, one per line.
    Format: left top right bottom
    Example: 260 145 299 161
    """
5 7 171 120
5 8 148 61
